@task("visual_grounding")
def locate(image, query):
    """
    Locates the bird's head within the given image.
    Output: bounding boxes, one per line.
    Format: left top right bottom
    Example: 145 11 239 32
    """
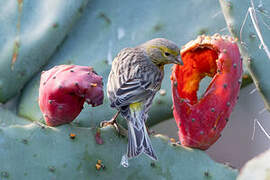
141 38 183 67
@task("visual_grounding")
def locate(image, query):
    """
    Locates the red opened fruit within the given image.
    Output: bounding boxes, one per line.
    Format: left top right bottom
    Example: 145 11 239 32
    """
171 34 242 150
39 65 104 126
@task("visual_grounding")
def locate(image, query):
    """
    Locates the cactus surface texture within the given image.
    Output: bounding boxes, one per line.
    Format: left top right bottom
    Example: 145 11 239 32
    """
0 0 89 102
237 149 270 180
219 0 270 111
0 108 237 180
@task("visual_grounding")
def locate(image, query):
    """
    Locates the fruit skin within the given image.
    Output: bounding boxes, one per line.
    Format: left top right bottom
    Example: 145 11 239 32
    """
171 34 242 150
39 65 104 126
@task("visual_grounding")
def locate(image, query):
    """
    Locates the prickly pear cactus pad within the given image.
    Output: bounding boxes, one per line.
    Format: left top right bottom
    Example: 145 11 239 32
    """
0 0 89 103
219 0 270 111
39 65 104 126
171 34 242 150
237 149 270 180
0 108 237 179
18 0 229 127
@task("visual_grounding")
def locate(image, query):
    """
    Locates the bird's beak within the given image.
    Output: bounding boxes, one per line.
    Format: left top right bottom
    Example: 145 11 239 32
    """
174 55 183 65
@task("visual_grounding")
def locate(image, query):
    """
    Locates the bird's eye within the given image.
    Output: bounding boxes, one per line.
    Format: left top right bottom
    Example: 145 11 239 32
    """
164 52 170 56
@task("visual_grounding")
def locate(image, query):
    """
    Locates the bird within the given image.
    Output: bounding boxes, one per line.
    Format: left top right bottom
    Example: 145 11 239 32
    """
104 38 183 167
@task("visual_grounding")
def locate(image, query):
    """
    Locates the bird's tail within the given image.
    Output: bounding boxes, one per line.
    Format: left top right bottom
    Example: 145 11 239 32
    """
127 120 157 161
120 102 157 167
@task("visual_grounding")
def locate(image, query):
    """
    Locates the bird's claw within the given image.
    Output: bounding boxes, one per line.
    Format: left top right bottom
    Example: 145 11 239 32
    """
100 120 114 128
100 119 127 137
100 119 118 131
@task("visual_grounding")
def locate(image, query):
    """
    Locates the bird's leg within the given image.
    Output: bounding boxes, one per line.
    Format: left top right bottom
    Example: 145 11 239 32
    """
100 111 120 127
100 111 128 136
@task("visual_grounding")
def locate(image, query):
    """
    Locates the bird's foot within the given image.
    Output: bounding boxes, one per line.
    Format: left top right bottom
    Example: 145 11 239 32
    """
100 112 127 137
100 118 117 128
100 111 119 130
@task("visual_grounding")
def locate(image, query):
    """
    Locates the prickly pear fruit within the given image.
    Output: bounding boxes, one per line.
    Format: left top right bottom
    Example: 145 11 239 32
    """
171 34 242 150
39 65 104 126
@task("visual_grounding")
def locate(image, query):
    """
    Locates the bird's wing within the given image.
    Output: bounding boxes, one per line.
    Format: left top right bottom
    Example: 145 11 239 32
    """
112 78 155 108
107 47 161 108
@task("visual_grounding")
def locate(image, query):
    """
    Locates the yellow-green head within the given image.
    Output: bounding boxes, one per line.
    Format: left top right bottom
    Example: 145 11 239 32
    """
140 38 183 66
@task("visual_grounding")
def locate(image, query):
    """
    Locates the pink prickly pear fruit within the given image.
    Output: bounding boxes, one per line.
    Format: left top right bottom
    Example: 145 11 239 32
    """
171 34 242 150
39 65 104 126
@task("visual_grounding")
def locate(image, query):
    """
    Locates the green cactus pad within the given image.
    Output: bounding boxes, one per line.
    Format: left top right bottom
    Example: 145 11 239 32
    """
237 149 270 180
18 0 229 127
219 0 270 111
0 0 89 102
0 108 237 179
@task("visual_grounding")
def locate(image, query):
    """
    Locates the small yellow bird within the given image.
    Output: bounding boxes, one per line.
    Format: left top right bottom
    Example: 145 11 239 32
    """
106 38 183 167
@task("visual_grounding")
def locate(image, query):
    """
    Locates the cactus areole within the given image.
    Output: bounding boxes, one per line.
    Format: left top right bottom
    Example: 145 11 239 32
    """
39 65 104 126
171 34 242 150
